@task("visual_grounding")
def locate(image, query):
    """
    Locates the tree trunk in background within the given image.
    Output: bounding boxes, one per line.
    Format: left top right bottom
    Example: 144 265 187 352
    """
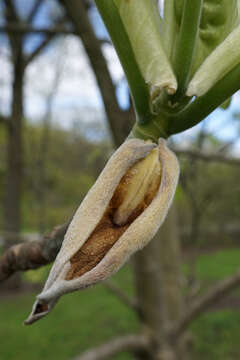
134 204 186 360
4 56 24 236
157 204 188 359
158 205 183 326
2 53 24 291
1 0 57 291
134 237 175 360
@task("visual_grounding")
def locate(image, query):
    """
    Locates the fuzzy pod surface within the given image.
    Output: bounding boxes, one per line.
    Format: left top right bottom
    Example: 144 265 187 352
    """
25 138 179 325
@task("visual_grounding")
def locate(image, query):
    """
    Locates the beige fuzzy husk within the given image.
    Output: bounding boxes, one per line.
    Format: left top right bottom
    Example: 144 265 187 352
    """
25 138 179 325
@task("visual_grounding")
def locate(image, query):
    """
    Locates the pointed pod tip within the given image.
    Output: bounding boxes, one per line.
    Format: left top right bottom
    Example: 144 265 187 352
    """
24 300 50 326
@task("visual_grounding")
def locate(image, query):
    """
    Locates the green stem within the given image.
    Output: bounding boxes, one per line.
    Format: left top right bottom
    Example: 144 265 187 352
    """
169 62 240 135
131 114 169 142
95 0 152 123
114 0 177 101
163 0 177 59
172 0 203 100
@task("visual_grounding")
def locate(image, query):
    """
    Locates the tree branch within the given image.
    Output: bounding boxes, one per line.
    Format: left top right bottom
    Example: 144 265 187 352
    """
24 33 56 66
0 223 68 282
173 148 240 166
27 0 44 23
0 24 112 48
3 0 22 61
104 280 139 312
171 269 240 339
59 0 132 147
0 220 139 315
0 24 74 35
24 16 68 66
74 333 150 360
3 0 18 21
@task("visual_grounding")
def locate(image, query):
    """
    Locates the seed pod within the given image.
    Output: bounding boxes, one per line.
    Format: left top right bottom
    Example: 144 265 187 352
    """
25 138 179 325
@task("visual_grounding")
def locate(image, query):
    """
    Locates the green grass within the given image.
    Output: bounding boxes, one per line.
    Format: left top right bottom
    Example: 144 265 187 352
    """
194 248 240 282
191 310 240 360
1 249 240 359
187 248 240 359
0 265 138 360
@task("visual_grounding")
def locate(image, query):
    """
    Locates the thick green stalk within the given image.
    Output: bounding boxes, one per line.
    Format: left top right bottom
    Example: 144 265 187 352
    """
131 114 169 143
172 0 203 99
169 62 240 135
114 0 177 100
163 0 177 59
96 0 240 141
95 0 152 123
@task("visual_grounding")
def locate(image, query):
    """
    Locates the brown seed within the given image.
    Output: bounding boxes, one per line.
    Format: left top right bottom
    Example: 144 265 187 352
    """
65 155 161 280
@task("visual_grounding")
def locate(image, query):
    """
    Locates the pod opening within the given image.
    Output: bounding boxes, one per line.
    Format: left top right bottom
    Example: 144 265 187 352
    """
65 150 161 281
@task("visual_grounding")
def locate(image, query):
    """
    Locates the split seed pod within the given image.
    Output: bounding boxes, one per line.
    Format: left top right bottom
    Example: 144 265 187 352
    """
25 138 179 325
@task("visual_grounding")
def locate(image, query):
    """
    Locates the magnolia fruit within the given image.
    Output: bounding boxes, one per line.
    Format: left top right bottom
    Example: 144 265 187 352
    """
25 138 179 325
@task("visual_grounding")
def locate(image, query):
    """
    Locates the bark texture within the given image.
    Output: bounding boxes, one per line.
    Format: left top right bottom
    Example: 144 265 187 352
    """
0 224 68 282
4 55 24 236
134 203 185 360
75 334 150 360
